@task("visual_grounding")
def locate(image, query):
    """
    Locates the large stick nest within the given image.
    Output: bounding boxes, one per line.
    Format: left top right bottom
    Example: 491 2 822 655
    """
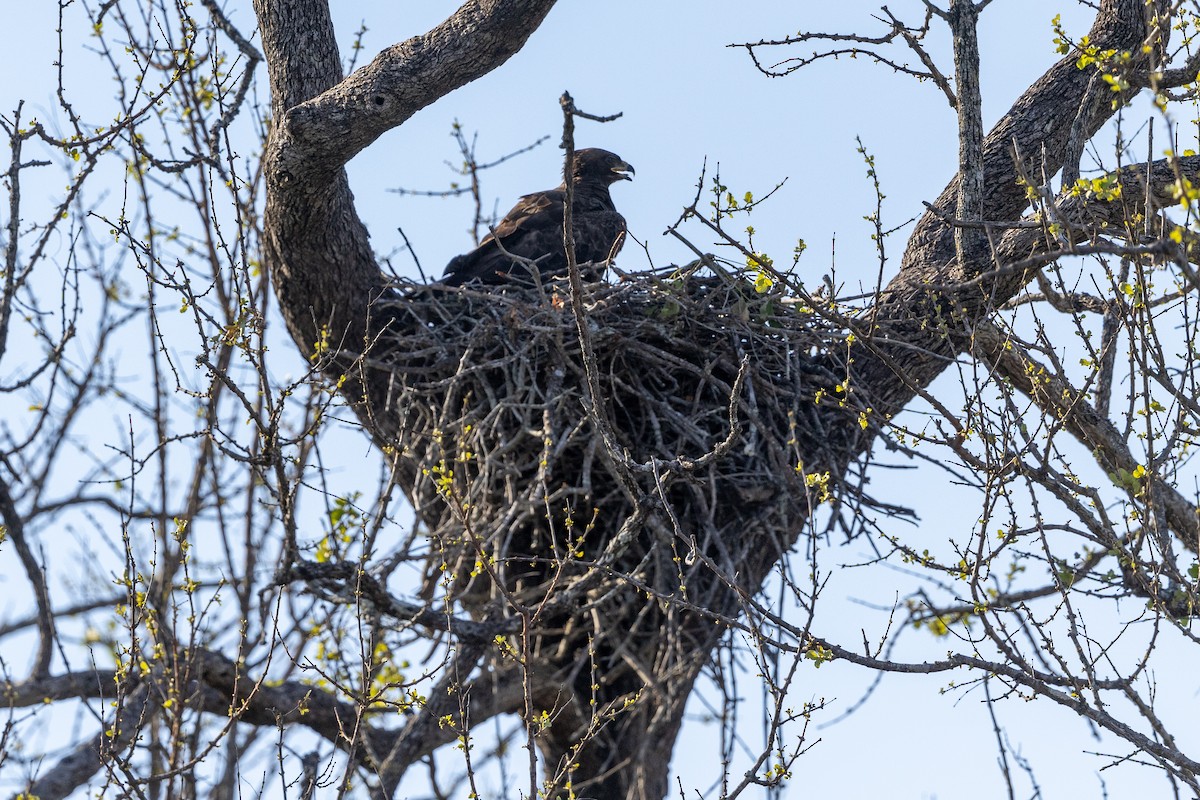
362 266 858 640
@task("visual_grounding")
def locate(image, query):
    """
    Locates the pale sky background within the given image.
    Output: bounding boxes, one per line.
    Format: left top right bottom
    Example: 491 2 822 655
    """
3 1 1196 798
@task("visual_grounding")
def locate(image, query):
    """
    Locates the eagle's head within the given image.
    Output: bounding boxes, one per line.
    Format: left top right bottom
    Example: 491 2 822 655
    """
571 148 635 186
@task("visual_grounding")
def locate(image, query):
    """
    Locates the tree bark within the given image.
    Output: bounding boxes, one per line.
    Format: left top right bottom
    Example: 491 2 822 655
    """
851 0 1163 420
252 0 558 360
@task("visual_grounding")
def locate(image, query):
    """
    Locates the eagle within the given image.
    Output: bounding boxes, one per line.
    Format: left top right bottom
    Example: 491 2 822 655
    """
441 148 634 286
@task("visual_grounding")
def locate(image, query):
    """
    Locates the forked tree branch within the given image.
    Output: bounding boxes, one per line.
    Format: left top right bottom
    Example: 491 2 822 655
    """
256 0 559 181
852 0 1168 419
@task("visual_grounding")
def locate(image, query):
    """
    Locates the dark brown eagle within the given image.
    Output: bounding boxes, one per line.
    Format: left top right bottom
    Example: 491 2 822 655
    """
441 148 634 286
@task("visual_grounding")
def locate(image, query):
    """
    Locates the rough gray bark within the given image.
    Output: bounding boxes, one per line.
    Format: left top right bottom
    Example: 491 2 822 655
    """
252 0 558 361
948 0 985 265
850 0 1164 420
245 0 1192 797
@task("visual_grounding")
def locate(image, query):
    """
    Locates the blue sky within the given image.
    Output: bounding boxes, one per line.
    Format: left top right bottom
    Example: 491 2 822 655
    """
5 2 1195 798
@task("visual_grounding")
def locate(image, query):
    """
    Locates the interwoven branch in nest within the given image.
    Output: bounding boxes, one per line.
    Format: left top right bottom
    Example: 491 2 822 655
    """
357 267 856 633
316 265 875 787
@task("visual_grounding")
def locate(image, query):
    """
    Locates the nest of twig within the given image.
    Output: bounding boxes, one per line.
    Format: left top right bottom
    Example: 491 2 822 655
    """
363 266 854 645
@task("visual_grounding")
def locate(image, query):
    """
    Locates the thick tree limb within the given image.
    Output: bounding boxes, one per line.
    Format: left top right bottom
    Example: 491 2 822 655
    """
20 684 152 800
949 0 985 265
0 476 56 678
290 559 518 642
252 0 559 370
991 154 1200 265
257 0 559 181
906 0 1162 276
2 669 118 708
875 156 1200 551
4 647 527 798
852 0 1167 419
972 321 1199 553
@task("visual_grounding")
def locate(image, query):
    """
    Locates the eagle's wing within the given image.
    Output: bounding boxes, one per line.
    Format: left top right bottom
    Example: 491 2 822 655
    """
442 189 566 285
483 190 562 243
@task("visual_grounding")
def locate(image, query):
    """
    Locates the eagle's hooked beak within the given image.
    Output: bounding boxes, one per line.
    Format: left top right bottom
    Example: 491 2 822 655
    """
613 161 635 181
